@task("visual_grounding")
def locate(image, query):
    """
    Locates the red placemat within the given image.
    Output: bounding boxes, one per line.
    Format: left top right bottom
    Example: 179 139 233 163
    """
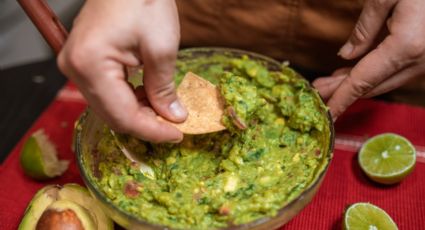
1 82 424 229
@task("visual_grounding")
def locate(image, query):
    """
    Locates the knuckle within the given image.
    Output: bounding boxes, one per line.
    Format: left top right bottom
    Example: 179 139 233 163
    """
59 47 87 76
403 38 425 60
151 81 176 100
57 52 68 73
351 21 369 44
59 39 101 76
346 76 374 97
386 55 405 72
150 42 177 63
68 50 86 73
370 0 393 9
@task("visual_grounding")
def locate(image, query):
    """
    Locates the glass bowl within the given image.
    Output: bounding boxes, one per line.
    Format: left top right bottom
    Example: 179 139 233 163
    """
74 47 334 230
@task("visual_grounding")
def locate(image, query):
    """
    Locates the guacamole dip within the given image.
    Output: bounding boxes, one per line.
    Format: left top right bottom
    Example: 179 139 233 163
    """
87 51 331 229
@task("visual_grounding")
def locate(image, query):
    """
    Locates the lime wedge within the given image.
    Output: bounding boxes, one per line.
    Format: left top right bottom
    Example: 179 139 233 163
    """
20 129 69 180
344 202 398 230
358 133 416 184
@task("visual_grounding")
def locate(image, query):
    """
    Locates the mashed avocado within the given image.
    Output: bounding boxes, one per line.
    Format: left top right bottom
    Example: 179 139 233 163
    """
88 53 330 229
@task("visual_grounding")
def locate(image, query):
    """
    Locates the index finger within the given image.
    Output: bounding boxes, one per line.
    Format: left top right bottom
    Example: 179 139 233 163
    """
327 35 411 119
328 0 425 119
78 63 184 143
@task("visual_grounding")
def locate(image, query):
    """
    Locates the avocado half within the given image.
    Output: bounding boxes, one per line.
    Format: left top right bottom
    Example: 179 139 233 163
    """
19 184 113 230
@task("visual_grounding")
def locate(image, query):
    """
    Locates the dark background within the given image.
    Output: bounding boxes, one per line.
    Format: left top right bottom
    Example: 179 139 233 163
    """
0 59 66 162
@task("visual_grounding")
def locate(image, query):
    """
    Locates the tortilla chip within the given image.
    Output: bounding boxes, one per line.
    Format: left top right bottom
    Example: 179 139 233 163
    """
161 72 226 134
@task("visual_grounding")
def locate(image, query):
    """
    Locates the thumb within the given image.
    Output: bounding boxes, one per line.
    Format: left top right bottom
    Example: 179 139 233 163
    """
339 0 396 59
141 43 188 123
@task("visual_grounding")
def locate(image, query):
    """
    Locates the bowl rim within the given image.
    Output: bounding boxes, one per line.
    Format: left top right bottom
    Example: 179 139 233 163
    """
75 47 335 230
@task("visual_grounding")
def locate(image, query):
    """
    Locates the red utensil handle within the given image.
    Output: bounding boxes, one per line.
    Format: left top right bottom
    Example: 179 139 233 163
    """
17 0 68 54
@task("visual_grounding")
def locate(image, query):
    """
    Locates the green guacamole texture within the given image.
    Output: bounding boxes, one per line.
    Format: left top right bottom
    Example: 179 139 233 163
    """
88 52 331 229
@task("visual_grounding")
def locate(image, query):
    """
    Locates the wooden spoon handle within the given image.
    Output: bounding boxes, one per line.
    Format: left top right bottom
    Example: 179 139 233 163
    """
17 0 68 54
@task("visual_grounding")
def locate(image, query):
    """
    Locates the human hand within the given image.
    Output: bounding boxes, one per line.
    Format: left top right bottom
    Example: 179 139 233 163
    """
58 0 187 143
313 0 425 120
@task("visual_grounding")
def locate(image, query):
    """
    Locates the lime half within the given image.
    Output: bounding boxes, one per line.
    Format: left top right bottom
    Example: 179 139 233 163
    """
20 129 69 180
358 133 416 185
344 202 398 230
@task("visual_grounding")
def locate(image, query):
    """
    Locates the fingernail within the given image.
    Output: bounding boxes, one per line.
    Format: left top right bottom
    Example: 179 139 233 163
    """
338 42 354 58
169 100 188 119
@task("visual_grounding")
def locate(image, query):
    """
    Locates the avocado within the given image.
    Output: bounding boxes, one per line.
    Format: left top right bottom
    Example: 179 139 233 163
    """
36 200 96 230
19 184 113 230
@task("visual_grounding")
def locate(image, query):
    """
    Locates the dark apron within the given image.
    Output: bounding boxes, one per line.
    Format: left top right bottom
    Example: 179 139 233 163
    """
177 0 363 74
